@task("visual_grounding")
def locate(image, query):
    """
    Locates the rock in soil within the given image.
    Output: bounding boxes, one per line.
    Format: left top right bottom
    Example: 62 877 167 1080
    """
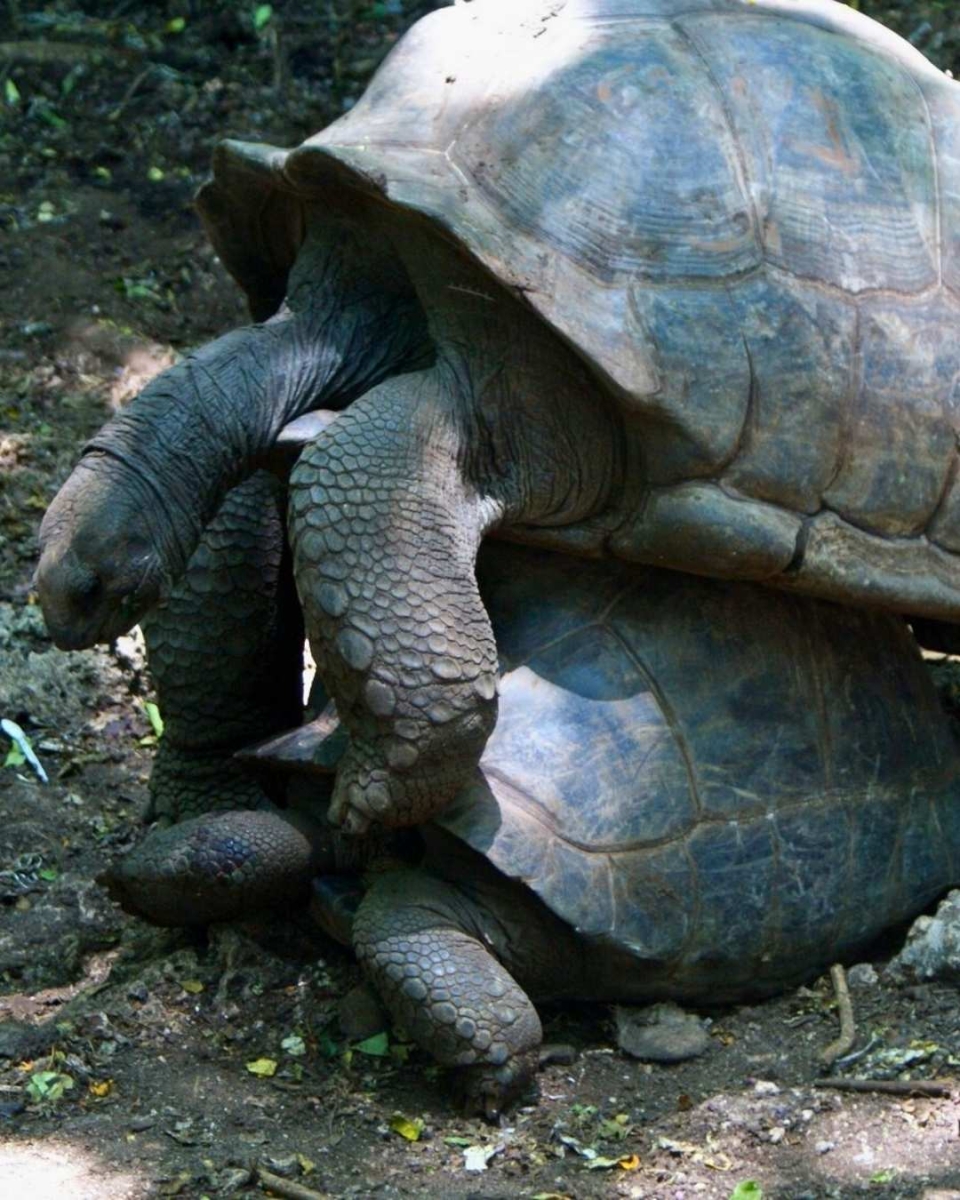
886 889 960 984
615 1000 710 1062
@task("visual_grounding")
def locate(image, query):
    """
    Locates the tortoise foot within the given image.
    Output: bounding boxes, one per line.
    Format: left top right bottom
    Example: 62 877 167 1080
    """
327 738 475 833
451 1050 540 1121
100 810 315 927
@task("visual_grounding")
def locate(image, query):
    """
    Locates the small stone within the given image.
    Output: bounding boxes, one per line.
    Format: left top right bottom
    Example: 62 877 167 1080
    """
768 1126 785 1144
886 889 960 984
215 1168 253 1192
615 1001 710 1063
815 1140 836 1155
262 1152 299 1177
753 1080 780 1096
846 962 879 989
129 1113 157 1132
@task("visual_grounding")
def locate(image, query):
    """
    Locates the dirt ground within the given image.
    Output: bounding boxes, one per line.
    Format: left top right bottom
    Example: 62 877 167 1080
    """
3 3 960 1198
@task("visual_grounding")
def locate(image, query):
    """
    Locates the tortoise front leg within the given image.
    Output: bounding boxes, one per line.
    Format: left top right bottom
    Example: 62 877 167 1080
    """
141 471 303 823
289 374 503 833
353 869 542 1117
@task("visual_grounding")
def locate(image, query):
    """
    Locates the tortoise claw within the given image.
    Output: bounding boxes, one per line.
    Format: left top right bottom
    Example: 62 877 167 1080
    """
450 1052 540 1121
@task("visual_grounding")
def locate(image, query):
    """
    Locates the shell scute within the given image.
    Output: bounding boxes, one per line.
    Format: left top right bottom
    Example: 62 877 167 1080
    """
685 12 940 294
682 817 778 968
721 276 856 513
824 293 960 537
451 22 759 286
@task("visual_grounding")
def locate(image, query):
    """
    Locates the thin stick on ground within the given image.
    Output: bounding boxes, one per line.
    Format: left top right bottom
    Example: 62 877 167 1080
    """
256 1166 333 1200
813 1078 954 1099
819 962 856 1067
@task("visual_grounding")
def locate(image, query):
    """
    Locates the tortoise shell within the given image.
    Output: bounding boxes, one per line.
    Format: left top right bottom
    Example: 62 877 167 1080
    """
197 0 960 617
261 542 960 997
433 544 960 998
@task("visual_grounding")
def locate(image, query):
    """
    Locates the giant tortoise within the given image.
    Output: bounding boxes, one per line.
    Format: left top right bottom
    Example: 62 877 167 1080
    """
36 0 960 835
102 542 960 1114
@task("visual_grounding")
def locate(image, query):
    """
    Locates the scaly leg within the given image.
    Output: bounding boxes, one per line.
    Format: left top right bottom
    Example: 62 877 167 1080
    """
353 868 542 1117
142 471 302 822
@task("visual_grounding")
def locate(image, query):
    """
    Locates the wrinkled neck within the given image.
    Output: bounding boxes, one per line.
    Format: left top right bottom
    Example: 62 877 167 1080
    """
85 216 432 554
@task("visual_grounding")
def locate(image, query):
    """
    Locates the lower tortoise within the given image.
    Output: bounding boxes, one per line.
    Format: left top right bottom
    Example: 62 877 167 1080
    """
103 542 960 1115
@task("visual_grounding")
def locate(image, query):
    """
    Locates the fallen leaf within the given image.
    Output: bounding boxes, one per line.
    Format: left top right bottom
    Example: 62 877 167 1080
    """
729 1182 764 1200
463 1144 500 1172
354 1031 389 1057
390 1114 424 1142
245 1058 277 1077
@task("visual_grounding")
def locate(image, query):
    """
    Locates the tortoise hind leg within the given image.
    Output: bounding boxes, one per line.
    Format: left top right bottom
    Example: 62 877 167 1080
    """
141 471 303 823
352 868 542 1118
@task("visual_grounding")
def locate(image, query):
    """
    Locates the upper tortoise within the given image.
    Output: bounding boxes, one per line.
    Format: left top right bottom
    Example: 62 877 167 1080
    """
37 0 960 833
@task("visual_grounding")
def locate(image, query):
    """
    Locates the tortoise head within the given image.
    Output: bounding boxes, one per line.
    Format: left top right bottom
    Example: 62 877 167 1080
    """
36 450 172 649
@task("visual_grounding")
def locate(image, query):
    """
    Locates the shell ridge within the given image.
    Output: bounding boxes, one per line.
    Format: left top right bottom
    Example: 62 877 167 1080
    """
717 327 758 480
601 622 705 818
671 15 763 255
913 81 944 289
818 300 861 499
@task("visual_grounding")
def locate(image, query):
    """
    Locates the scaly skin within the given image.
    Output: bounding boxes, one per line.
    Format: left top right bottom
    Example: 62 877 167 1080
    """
37 208 619 836
100 808 552 1116
289 378 503 832
100 809 321 926
353 869 542 1117
140 471 302 823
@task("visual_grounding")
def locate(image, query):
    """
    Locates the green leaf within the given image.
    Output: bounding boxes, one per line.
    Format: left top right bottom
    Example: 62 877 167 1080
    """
143 701 164 738
5 79 21 105
354 1031 389 1056
870 1171 896 1185
36 105 66 129
389 1114 423 1141
4 744 25 768
166 17 186 33
281 1034 306 1057
253 5 273 30
730 1183 764 1200
245 1057 277 1077
38 867 58 883
26 1071 74 1104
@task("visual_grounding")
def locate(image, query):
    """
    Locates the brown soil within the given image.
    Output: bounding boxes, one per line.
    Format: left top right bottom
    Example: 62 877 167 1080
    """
2 4 960 1198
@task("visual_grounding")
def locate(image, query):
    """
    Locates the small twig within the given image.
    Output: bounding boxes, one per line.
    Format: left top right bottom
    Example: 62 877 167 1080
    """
270 22 289 99
814 1078 954 1099
819 963 856 1067
833 1034 882 1071
109 65 155 121
256 1166 332 1200
0 40 140 66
